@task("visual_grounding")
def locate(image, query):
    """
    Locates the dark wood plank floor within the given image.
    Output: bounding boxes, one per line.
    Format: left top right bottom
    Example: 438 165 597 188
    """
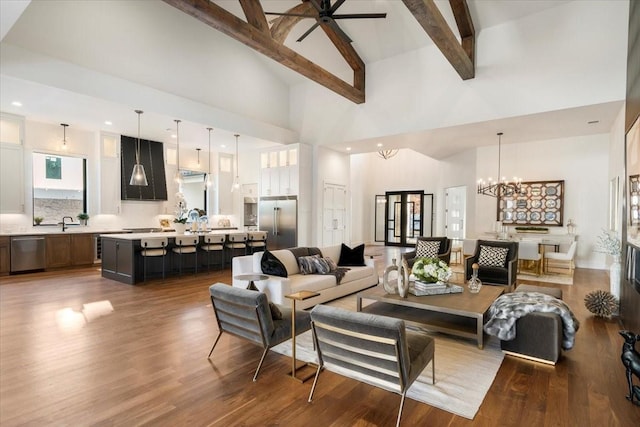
1 247 638 426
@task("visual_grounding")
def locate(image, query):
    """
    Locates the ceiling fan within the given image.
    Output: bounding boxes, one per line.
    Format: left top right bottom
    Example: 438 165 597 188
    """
265 0 387 43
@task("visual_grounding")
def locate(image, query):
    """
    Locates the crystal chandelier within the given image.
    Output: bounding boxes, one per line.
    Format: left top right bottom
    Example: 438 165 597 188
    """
477 132 522 197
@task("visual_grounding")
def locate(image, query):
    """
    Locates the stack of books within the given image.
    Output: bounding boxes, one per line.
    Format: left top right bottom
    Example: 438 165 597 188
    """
409 280 464 296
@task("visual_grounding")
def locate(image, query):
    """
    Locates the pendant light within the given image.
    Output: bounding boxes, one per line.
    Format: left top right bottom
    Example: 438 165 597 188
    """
60 123 69 151
174 119 183 186
129 110 148 186
205 127 213 189
231 134 241 192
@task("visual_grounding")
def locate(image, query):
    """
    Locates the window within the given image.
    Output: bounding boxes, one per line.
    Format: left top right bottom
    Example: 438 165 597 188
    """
33 152 86 225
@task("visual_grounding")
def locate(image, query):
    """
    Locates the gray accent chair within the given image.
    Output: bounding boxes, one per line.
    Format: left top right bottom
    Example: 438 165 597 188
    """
464 239 519 291
308 305 435 427
208 283 311 381
501 284 564 364
403 236 452 267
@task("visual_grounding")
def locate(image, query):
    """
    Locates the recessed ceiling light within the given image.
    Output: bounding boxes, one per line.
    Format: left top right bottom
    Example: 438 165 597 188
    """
11 101 22 107
377 143 383 147
220 144 226 148
104 121 112 126
587 120 600 124
346 147 352 151
171 134 177 139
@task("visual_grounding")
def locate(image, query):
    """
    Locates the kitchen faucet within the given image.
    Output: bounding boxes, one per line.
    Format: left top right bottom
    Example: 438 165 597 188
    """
61 216 73 232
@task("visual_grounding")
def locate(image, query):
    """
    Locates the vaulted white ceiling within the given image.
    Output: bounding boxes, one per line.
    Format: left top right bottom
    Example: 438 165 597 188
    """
0 0 627 157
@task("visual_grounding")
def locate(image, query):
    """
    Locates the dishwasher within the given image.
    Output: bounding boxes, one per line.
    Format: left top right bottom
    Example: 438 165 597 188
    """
11 236 46 272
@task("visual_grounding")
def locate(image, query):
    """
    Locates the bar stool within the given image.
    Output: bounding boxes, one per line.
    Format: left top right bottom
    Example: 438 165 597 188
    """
140 237 168 281
172 235 199 275
247 231 267 254
201 234 225 271
224 232 248 266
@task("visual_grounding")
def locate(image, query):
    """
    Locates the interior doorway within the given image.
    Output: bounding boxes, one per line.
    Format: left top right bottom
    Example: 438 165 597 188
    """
445 185 467 246
384 191 433 247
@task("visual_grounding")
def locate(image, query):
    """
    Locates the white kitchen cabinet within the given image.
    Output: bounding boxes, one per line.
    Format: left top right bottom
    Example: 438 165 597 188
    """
0 114 24 214
259 146 300 196
99 132 121 214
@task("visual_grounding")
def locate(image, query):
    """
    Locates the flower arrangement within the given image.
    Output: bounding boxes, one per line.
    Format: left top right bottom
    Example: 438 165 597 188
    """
411 257 453 284
174 192 188 224
595 229 621 257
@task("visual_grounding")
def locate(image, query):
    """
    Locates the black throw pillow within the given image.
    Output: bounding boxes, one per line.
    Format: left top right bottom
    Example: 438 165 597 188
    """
245 281 282 320
261 250 288 277
338 243 366 266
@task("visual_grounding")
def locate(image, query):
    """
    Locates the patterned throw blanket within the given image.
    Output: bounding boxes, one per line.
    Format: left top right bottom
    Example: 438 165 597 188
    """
484 292 580 350
330 267 350 285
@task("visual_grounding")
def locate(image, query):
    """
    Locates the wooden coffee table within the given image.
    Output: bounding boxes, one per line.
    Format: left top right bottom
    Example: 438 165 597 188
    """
357 285 504 349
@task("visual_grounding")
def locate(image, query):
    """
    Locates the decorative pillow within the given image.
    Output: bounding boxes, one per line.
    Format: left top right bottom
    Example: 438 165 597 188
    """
477 245 509 267
338 243 366 266
324 257 338 272
269 302 283 320
261 250 288 277
312 257 331 274
298 255 320 275
416 240 440 258
245 281 282 320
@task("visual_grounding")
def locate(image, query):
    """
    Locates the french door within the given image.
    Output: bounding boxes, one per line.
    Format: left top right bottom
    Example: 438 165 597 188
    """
385 191 432 247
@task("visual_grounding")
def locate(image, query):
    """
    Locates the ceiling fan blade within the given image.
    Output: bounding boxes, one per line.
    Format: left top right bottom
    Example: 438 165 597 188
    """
296 22 321 42
325 18 352 43
264 12 316 18
332 13 388 19
329 0 347 14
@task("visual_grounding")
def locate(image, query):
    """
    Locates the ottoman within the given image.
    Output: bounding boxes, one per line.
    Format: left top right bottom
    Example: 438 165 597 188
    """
500 284 564 365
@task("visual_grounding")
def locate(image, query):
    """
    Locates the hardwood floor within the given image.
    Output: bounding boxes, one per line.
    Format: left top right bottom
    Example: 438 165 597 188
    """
1 248 638 426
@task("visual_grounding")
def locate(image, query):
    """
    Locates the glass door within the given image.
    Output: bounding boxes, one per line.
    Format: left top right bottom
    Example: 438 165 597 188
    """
385 191 426 247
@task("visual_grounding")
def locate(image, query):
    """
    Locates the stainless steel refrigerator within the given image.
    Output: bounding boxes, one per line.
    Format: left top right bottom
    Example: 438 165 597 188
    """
259 196 297 250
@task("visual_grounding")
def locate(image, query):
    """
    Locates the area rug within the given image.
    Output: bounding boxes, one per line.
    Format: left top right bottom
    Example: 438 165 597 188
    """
271 296 504 420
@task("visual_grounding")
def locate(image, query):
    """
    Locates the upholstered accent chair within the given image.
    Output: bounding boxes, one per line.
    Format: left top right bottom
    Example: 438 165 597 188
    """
464 240 519 290
308 305 435 427
208 283 311 381
403 237 452 267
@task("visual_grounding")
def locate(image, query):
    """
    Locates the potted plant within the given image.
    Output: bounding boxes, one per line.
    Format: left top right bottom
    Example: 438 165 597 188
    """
77 212 90 226
34 216 44 225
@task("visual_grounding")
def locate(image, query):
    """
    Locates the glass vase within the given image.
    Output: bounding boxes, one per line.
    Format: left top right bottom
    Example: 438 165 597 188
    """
468 263 482 294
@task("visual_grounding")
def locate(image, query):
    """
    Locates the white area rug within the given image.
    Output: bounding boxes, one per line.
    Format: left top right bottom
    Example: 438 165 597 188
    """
271 296 504 420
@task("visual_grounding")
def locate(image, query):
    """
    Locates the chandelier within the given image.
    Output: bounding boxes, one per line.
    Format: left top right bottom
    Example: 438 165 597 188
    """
378 148 398 160
477 132 522 197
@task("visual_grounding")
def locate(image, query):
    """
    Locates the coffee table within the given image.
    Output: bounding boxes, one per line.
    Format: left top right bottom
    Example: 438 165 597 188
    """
357 285 504 349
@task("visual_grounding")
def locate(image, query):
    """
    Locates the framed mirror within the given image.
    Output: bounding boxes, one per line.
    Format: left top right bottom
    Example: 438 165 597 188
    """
180 170 207 215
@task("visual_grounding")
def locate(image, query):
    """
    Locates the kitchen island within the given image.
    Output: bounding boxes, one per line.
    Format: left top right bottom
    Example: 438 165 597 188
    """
100 230 239 284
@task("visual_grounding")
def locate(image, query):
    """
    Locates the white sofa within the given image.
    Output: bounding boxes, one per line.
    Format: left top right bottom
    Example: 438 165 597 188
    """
231 245 379 310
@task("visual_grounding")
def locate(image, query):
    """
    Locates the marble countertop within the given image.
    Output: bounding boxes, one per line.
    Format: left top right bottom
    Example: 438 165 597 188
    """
0 227 239 237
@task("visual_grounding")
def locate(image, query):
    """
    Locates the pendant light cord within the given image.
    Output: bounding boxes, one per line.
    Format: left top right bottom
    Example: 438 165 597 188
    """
135 110 143 164
234 134 239 180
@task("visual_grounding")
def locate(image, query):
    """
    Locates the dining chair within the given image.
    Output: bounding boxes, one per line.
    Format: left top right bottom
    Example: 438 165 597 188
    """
518 240 542 276
544 241 577 276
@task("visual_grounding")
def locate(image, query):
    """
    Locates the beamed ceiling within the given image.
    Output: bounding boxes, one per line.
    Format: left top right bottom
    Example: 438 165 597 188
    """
163 0 476 104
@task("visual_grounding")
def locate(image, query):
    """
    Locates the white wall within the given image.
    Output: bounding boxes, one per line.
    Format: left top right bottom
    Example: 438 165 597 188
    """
290 1 628 145
350 149 441 245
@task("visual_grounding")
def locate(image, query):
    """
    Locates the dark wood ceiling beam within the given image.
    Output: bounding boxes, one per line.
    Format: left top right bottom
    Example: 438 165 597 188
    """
318 22 365 89
239 0 270 34
449 0 475 71
402 0 475 80
269 2 316 43
163 0 364 104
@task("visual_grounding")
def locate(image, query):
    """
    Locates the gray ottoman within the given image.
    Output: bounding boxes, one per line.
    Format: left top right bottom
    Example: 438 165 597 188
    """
500 284 563 365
